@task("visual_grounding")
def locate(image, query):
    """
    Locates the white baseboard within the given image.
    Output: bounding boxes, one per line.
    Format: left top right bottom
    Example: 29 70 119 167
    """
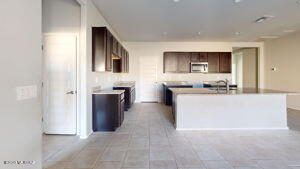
176 127 289 131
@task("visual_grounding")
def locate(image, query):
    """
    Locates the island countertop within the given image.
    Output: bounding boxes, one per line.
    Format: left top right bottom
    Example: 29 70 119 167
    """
162 81 192 86
169 88 298 95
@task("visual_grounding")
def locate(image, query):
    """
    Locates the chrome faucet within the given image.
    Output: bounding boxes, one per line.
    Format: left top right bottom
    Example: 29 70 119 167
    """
216 79 230 91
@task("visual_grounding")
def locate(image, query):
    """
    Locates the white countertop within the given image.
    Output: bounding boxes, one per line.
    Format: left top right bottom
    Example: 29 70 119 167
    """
114 81 135 88
170 88 298 95
93 90 125 95
162 81 192 86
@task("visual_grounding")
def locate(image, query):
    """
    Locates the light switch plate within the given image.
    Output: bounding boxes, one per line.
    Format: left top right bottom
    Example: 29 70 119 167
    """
16 85 38 101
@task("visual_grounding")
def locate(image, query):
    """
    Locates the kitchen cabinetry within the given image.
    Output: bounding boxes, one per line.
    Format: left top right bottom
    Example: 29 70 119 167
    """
164 52 178 73
163 83 193 106
190 52 200 62
92 91 125 131
199 52 208 62
113 85 135 111
219 52 232 73
207 52 220 73
92 27 107 72
163 52 231 73
177 52 191 73
92 27 129 73
106 30 113 71
191 52 208 62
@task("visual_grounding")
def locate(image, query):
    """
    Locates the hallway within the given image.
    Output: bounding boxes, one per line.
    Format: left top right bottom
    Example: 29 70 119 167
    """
43 103 300 169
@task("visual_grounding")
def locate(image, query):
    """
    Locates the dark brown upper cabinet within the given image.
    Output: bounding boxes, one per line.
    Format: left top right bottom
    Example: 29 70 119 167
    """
112 37 118 55
92 27 129 73
207 52 220 73
219 52 232 73
92 27 108 72
199 52 208 62
177 52 191 73
164 52 178 73
190 52 200 62
163 51 231 74
105 30 113 71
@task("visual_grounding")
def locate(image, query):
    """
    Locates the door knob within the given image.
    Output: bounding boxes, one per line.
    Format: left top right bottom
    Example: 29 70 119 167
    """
66 91 76 94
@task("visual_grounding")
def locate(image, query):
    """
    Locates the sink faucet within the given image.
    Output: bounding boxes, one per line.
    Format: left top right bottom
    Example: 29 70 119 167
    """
216 79 230 91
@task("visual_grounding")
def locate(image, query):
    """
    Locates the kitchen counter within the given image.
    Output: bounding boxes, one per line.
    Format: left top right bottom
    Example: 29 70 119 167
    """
162 81 191 86
114 81 135 88
171 87 296 130
170 88 296 95
93 90 125 95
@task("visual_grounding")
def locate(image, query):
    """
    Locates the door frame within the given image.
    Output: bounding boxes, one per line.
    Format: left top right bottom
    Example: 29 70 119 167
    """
42 33 79 135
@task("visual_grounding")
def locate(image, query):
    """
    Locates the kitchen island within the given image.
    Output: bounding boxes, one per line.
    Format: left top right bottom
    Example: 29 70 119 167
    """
170 88 296 130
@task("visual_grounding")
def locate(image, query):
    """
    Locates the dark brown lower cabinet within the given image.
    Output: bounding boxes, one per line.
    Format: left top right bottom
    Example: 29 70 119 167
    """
113 86 135 111
92 92 125 131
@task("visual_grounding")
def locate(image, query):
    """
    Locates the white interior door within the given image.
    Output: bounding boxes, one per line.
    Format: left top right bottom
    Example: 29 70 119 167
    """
139 56 158 102
43 34 77 135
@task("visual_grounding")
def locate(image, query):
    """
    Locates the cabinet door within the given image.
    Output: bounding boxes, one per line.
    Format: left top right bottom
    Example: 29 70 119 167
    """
219 52 232 73
199 52 208 62
163 52 178 73
208 52 220 73
126 51 129 73
117 43 122 57
112 37 118 55
92 27 106 72
105 30 113 71
120 99 124 126
190 52 200 62
177 52 191 73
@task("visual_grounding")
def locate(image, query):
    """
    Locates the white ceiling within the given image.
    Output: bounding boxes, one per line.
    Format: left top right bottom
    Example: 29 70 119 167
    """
92 0 300 42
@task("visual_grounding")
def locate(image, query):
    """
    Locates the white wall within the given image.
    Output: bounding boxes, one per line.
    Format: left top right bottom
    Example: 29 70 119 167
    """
42 0 81 34
0 0 42 169
264 31 300 110
123 42 264 102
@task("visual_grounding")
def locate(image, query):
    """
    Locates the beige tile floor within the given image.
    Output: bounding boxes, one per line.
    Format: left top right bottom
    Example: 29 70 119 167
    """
43 103 300 169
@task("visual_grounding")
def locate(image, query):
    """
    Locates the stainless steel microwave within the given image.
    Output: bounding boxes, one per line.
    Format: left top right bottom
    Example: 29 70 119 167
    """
191 62 208 73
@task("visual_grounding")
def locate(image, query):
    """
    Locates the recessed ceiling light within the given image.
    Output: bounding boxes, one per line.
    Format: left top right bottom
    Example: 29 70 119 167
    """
197 32 202 35
254 15 274 23
163 32 168 35
234 0 243 3
283 29 295 33
173 0 180 2
235 32 242 35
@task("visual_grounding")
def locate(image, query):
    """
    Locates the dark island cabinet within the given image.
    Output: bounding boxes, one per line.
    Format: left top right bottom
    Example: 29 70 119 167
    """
92 92 125 132
92 27 129 73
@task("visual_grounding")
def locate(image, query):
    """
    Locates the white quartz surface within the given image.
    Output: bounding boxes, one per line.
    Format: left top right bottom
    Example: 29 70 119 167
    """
114 81 135 88
170 88 297 95
93 90 125 95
